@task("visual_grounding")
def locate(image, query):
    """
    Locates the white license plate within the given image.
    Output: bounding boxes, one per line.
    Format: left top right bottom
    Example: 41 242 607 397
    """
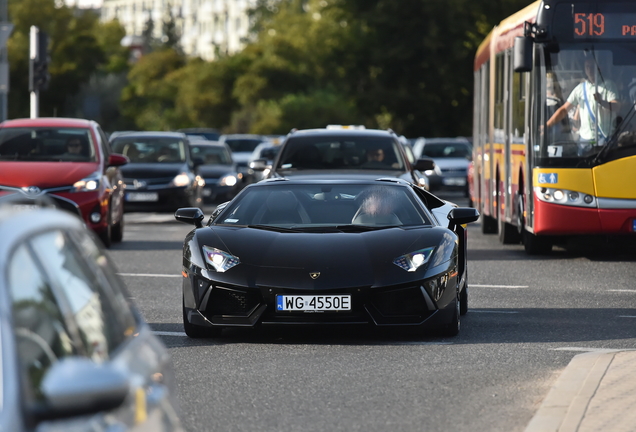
443 177 466 186
202 189 212 196
276 295 351 312
126 192 158 202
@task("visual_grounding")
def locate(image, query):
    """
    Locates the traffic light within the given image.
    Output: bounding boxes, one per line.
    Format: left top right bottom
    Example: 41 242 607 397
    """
29 31 50 92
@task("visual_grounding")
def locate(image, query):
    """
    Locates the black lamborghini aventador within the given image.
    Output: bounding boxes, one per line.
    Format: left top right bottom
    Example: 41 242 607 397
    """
175 178 479 338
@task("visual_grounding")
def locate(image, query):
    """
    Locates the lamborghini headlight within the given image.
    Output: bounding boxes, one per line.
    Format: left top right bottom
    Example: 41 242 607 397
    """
72 176 100 192
171 172 191 187
202 246 240 272
393 247 435 272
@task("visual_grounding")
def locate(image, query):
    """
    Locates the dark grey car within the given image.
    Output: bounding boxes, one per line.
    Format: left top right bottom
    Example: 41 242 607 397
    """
0 203 184 431
110 132 204 212
265 127 434 188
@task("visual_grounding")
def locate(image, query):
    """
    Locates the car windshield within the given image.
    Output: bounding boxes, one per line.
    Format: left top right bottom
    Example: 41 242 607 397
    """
0 127 97 162
112 137 187 163
421 143 472 159
191 144 233 165
276 135 405 171
215 184 431 228
225 139 263 153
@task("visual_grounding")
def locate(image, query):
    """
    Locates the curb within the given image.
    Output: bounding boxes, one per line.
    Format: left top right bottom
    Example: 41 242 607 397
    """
525 350 624 432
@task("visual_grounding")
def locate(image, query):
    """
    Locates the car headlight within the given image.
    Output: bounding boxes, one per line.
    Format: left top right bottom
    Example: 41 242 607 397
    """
202 246 240 272
218 174 238 187
72 176 100 192
171 173 191 187
393 247 435 272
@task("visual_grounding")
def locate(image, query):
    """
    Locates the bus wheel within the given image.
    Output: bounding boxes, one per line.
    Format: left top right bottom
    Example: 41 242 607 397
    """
498 217 521 244
523 231 552 255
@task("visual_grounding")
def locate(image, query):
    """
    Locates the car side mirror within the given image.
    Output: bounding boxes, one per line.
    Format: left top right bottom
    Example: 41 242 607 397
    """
34 357 129 421
175 207 205 228
108 153 128 167
249 159 268 171
447 207 480 230
413 157 435 172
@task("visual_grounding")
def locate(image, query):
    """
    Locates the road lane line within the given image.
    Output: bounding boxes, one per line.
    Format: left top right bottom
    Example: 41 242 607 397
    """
619 315 636 318
551 347 636 353
153 331 187 337
471 284 529 288
118 273 181 278
608 289 636 293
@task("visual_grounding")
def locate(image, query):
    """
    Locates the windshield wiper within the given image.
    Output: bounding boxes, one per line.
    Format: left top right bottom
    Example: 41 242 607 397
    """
334 224 398 232
593 101 636 164
247 224 304 233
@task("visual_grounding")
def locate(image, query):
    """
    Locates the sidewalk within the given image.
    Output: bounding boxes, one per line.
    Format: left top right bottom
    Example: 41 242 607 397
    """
525 350 636 432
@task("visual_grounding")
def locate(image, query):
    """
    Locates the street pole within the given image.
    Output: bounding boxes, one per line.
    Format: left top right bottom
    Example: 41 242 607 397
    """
0 0 10 122
30 26 39 119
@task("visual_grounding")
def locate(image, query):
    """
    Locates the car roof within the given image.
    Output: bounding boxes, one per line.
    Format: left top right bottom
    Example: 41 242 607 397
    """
0 117 94 128
221 134 266 139
110 131 187 140
0 206 84 263
189 139 224 146
255 177 411 187
419 137 471 145
289 128 394 138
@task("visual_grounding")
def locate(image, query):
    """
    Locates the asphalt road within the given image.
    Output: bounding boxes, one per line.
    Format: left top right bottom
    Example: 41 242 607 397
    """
108 192 636 432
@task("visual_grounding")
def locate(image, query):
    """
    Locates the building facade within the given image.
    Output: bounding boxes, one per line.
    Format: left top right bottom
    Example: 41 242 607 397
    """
100 0 256 61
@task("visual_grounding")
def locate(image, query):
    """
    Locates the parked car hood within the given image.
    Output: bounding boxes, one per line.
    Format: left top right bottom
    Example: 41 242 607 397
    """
192 225 456 289
0 161 99 188
120 163 188 179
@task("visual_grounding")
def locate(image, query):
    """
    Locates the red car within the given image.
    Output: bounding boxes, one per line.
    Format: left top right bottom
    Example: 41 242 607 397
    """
0 117 127 247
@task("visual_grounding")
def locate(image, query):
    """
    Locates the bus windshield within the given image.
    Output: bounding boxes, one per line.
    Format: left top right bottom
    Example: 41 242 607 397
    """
537 44 636 165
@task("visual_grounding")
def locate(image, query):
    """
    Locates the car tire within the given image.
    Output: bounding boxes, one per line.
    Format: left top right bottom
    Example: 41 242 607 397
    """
441 288 460 337
182 299 222 338
523 231 553 255
98 214 112 248
460 284 468 316
111 216 124 243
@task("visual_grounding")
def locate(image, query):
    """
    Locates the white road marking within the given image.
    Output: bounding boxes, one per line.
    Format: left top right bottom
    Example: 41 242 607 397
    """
118 273 181 278
471 284 529 289
153 331 188 337
470 310 519 314
608 289 636 293
619 315 636 318
397 341 454 345
551 347 636 353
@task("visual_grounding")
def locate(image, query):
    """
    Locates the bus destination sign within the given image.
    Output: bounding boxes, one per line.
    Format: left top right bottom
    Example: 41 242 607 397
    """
574 12 636 38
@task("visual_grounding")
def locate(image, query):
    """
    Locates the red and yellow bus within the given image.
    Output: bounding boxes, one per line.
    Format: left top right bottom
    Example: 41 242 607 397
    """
472 0 636 253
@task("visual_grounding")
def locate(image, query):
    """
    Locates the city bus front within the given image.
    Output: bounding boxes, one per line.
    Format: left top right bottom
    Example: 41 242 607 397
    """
519 0 636 249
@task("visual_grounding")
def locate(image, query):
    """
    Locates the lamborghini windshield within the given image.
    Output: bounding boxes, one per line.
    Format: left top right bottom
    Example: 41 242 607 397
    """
215 183 432 229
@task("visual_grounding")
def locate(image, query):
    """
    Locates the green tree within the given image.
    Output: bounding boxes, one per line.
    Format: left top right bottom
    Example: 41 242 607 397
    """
120 48 186 130
8 0 107 118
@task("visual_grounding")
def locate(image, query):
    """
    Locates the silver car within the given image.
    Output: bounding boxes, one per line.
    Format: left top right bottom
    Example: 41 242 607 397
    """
0 200 184 432
412 137 472 196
